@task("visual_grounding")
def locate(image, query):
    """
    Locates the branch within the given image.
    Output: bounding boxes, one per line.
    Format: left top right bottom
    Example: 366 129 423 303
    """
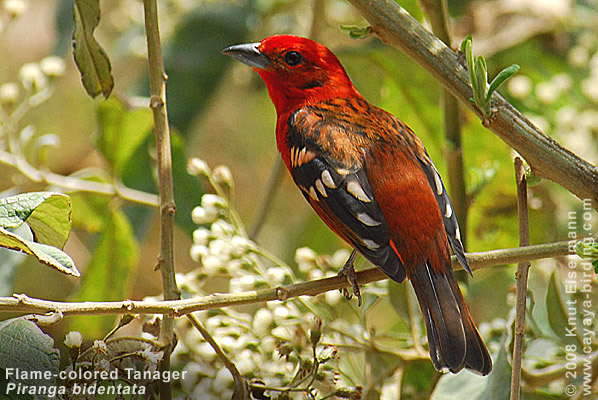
143 0 179 398
0 149 159 207
347 0 598 210
187 314 248 397
511 157 531 400
0 240 572 317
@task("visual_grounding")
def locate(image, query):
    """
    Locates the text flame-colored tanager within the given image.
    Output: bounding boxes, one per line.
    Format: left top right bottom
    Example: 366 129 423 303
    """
223 35 491 375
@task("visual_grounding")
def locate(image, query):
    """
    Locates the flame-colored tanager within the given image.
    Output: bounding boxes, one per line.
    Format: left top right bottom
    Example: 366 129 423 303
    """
223 35 491 375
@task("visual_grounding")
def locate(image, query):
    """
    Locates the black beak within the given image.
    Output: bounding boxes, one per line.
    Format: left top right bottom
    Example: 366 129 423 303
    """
222 42 270 69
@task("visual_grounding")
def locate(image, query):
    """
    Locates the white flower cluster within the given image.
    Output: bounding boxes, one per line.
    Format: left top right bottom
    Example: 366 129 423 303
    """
0 56 65 106
174 158 393 398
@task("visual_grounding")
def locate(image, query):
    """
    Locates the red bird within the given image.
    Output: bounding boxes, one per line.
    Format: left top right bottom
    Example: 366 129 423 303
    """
223 35 492 375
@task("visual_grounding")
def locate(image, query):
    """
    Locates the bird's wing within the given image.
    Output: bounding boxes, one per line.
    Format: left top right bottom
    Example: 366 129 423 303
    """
415 154 471 275
286 112 405 283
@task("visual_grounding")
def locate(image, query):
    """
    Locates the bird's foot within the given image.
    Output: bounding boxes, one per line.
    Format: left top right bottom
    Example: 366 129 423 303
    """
338 250 362 306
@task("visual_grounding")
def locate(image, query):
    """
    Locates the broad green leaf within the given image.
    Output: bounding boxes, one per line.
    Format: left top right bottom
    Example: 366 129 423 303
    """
487 64 520 100
67 169 112 232
0 318 60 399
73 0 114 98
432 331 509 400
477 335 511 400
387 280 411 329
70 208 139 336
0 227 79 277
545 271 584 347
0 247 26 295
400 360 437 398
431 365 489 399
0 192 72 249
96 97 154 175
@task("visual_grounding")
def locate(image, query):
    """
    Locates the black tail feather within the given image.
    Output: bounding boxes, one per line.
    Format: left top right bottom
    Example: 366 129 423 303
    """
411 262 492 375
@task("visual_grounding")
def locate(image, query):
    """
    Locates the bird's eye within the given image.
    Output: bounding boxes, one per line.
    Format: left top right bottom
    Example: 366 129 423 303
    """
283 51 303 67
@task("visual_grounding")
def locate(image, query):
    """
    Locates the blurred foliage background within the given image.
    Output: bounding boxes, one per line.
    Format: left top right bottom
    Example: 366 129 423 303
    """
0 0 597 398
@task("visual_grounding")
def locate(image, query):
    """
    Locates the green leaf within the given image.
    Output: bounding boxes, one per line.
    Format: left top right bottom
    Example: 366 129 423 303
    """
387 280 411 329
431 363 488 399
0 247 26 295
461 36 477 97
96 97 154 175
400 360 437 398
460 35 472 54
574 240 598 261
0 192 72 249
0 227 79 277
431 328 510 400
0 318 60 399
487 64 520 100
73 0 114 98
477 335 511 400
70 207 139 336
474 55 489 108
67 169 112 232
545 271 583 347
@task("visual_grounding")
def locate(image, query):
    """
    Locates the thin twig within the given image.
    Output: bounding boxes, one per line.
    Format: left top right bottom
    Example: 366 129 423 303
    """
346 0 598 209
186 313 247 395
143 1 180 398
0 150 159 207
510 157 531 400
0 240 574 318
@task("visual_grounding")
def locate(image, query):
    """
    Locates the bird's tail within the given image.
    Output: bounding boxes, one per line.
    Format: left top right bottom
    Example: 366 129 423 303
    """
410 261 492 375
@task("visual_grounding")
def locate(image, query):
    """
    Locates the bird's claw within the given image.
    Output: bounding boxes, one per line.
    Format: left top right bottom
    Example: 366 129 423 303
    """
338 250 362 306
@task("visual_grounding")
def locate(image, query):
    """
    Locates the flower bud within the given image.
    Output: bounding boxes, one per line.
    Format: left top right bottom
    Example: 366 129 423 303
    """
190 244 208 262
186 158 210 176
211 220 234 237
40 56 65 77
192 228 211 245
92 340 108 355
201 194 226 213
191 206 218 225
0 83 19 106
4 0 28 17
212 165 233 186
19 63 46 91
310 316 323 347
64 331 83 348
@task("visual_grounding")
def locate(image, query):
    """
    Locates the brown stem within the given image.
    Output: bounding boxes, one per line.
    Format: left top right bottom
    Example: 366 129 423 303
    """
0 150 159 207
187 314 247 396
347 0 598 210
510 157 531 400
143 1 180 398
0 240 573 317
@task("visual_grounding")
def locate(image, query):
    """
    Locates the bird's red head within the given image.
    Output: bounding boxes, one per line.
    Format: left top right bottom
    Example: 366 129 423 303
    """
223 35 361 115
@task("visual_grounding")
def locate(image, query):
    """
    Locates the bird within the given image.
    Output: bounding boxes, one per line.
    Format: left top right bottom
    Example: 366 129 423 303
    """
222 35 492 375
